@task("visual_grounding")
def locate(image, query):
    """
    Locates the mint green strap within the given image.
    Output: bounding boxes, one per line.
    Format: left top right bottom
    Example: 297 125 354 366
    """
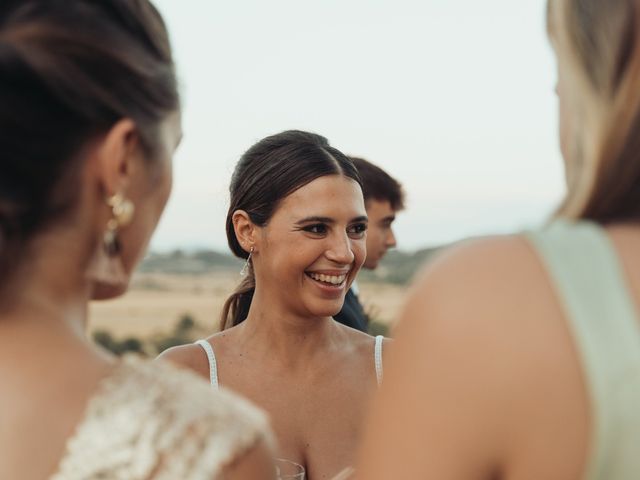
526 221 640 480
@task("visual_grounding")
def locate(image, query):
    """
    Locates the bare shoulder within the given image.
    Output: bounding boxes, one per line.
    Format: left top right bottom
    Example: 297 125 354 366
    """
395 232 576 417
156 342 209 378
157 328 243 374
393 233 558 396
417 234 537 289
334 322 392 360
406 234 543 326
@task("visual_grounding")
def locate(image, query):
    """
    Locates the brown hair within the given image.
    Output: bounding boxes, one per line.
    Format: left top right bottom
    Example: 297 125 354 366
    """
349 157 405 211
0 0 179 281
548 0 640 222
220 130 362 330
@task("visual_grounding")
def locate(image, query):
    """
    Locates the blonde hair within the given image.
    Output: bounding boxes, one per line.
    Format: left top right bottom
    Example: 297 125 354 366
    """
549 0 640 221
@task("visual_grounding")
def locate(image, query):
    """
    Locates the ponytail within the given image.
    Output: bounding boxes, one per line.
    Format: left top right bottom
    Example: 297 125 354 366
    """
220 270 255 330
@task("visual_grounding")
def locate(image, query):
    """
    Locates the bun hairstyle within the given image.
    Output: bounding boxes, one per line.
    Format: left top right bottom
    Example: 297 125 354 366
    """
548 0 640 222
221 130 362 330
0 0 179 282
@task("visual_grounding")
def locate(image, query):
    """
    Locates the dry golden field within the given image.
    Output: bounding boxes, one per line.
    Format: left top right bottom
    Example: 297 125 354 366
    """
88 272 408 342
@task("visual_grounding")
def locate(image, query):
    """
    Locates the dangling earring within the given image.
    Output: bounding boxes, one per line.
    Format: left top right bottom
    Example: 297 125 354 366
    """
87 193 135 297
240 246 254 276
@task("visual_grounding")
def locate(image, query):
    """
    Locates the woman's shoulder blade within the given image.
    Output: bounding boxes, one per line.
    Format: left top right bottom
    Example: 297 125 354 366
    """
412 234 539 303
398 233 550 358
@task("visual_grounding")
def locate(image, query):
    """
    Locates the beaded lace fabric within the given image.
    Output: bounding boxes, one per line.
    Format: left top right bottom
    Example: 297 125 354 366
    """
50 356 271 480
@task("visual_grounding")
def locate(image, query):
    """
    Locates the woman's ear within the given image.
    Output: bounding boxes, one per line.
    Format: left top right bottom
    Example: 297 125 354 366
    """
232 210 258 253
93 118 140 196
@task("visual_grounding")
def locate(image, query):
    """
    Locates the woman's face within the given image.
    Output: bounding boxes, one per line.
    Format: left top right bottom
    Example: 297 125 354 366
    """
255 174 368 320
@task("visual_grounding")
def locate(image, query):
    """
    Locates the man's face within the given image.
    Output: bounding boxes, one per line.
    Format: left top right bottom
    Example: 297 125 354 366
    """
363 199 398 269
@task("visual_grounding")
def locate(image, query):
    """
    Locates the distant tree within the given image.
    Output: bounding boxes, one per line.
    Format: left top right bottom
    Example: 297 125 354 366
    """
93 313 204 357
93 330 116 352
176 314 195 334
93 330 145 356
368 320 390 337
119 337 143 354
152 313 200 354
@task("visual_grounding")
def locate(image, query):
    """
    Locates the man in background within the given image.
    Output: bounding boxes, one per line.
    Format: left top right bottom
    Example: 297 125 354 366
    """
334 157 405 332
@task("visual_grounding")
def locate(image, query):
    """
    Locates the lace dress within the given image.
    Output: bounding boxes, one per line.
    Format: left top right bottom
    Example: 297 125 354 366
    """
49 356 272 480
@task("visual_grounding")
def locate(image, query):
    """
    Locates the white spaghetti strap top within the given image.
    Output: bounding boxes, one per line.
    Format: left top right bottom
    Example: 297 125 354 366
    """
374 335 384 386
195 335 385 389
195 339 219 389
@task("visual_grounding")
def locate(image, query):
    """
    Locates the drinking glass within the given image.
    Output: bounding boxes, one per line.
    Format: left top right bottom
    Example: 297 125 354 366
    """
275 458 305 479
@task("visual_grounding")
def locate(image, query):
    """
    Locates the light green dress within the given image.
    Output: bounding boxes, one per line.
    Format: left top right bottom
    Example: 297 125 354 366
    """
526 220 640 479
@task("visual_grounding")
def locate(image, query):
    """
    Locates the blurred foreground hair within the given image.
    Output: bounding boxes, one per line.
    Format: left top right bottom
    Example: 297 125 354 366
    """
548 0 640 222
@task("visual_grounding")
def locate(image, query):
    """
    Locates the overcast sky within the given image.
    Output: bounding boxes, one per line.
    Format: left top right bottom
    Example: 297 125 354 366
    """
150 0 564 253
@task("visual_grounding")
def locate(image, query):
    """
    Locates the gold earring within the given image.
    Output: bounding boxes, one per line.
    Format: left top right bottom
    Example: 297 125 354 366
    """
87 193 136 299
102 193 135 256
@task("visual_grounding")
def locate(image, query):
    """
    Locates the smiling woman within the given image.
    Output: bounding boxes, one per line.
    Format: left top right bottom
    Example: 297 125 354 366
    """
219 130 367 330
159 130 388 479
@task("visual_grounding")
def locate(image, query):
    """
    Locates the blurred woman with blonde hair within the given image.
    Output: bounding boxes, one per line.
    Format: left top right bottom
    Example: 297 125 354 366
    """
357 0 640 478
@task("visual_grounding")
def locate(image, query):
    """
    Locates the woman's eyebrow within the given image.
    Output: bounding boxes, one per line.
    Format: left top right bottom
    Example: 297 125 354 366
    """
295 215 368 225
295 216 335 225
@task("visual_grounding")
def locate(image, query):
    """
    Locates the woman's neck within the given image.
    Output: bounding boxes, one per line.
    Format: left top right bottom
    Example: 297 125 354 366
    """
234 289 342 369
0 238 94 353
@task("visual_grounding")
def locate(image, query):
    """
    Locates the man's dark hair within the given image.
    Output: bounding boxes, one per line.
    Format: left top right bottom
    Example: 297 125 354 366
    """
350 157 405 211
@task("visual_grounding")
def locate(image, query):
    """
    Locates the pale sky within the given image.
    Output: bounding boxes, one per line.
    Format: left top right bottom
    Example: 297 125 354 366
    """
150 0 565 252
